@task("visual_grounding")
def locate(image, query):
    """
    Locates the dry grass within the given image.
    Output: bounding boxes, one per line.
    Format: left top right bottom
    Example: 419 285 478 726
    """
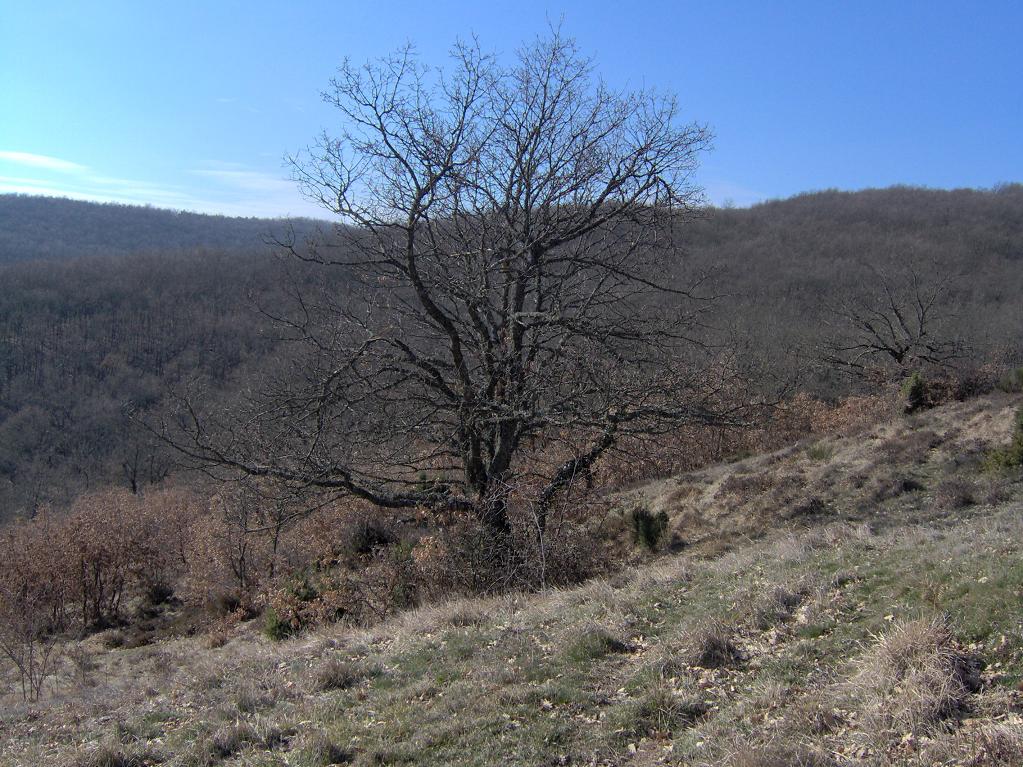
923 724 1023 766
562 622 629 663
935 476 978 509
721 743 839 767
297 730 355 765
854 616 981 741
74 746 161 767
743 584 805 631
684 619 744 669
610 681 708 739
308 656 380 693
2 394 1022 766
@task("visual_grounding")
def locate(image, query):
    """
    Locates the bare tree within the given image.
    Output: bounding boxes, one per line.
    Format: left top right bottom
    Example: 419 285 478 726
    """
823 264 963 379
0 521 66 702
163 31 742 550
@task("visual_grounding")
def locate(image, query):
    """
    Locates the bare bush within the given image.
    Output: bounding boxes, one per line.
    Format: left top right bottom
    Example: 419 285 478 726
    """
934 477 978 510
0 516 66 701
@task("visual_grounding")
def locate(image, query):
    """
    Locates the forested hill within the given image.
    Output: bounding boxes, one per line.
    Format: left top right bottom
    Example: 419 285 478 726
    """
0 194 327 263
678 184 1023 372
0 185 1021 519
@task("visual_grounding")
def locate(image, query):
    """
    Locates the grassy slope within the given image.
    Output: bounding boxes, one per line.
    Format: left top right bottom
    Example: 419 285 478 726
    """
2 395 1023 767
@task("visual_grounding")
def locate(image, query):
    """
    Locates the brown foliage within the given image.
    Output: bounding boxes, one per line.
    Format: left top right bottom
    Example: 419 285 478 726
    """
0 515 66 700
0 486 204 699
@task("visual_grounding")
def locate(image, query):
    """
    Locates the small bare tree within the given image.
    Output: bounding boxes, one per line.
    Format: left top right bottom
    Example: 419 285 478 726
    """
823 264 962 380
0 521 65 702
163 31 743 558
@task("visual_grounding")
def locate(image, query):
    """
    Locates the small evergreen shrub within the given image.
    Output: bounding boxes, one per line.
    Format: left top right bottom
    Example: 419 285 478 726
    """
263 605 296 641
631 507 669 549
902 371 928 414
996 367 1023 393
985 406 1023 470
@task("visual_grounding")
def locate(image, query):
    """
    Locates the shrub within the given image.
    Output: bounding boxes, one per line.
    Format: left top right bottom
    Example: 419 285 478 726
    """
934 477 977 510
996 367 1023 393
345 513 397 557
985 406 1023 469
630 507 669 549
902 371 928 414
263 606 297 642
143 581 176 607
417 511 601 598
261 572 353 639
0 517 66 701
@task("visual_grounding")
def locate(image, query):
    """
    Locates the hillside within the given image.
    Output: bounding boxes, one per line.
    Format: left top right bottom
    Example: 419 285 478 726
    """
678 185 1023 388
3 394 1022 766
1 186 1021 520
0 195 326 264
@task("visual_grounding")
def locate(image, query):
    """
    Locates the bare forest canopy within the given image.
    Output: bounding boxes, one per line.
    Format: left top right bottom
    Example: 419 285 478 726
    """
0 194 326 264
0 185 1021 521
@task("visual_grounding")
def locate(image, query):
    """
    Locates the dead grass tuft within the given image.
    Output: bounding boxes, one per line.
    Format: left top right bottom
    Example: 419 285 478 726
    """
210 721 257 758
924 723 1023 766
742 584 805 631
309 656 381 693
446 604 489 628
232 678 284 714
75 745 161 767
784 691 847 736
854 616 980 740
685 620 744 669
871 473 925 503
722 742 838 767
611 682 708 738
298 730 355 765
563 623 629 663
880 428 941 463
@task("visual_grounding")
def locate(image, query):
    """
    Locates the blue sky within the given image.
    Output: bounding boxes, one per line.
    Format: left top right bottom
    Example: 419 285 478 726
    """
1 1 1020 218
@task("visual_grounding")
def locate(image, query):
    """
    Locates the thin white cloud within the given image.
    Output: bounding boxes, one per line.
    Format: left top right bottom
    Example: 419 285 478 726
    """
0 152 326 219
0 150 89 173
